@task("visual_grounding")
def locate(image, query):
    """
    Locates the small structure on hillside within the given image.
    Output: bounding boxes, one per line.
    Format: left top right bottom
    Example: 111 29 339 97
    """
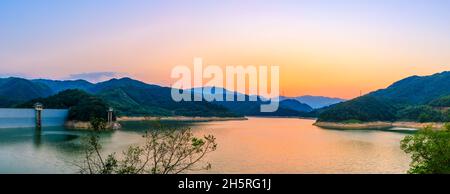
34 102 44 129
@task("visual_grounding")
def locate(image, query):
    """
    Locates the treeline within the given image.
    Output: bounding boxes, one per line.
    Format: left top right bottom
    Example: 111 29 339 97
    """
97 87 239 117
397 105 450 122
17 89 111 122
318 95 450 123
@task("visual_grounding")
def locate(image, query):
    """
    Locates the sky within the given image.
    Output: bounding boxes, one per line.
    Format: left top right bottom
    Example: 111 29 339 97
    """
0 0 449 99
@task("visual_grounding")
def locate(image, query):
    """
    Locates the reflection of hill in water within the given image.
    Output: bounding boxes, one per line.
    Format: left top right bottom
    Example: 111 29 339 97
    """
40 133 79 142
0 118 412 173
319 126 417 135
0 126 115 154
119 120 197 132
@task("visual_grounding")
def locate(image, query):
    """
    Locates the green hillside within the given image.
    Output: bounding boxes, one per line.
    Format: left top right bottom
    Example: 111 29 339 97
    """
0 77 238 117
280 99 313 112
17 89 110 121
317 96 397 122
96 85 237 117
318 71 450 123
370 71 450 104
0 78 53 105
2 76 326 118
429 95 450 107
32 79 94 93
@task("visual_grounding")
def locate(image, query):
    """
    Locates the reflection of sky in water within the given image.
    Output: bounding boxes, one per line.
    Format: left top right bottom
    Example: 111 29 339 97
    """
0 118 412 174
0 109 68 128
0 126 115 173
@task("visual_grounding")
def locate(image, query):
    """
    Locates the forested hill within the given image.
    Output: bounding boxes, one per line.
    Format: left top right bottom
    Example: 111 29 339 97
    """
370 71 450 104
1 77 314 117
1 76 323 117
0 77 53 104
17 89 109 121
18 78 238 117
318 71 450 123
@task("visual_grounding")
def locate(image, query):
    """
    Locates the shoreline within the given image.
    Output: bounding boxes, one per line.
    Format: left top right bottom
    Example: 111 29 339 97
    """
246 116 316 119
64 121 121 130
116 116 248 122
314 121 446 130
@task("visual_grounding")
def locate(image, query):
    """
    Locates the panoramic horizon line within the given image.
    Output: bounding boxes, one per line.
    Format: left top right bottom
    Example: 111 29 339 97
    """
1 75 346 99
2 70 448 100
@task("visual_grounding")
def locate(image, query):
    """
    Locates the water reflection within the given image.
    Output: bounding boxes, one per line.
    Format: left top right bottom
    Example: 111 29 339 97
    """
187 118 412 174
119 120 198 132
0 118 412 174
320 127 417 135
33 129 42 147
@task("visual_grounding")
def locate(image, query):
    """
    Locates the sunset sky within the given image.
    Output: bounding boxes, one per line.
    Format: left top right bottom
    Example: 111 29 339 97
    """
1 0 449 99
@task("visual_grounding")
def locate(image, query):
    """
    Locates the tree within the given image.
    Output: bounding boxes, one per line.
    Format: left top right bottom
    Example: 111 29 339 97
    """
77 128 217 174
90 117 107 131
400 124 450 174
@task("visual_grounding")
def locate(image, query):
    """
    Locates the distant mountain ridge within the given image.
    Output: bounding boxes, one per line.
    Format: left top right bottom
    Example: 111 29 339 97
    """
279 99 313 112
0 77 322 117
0 76 353 117
32 79 94 93
17 89 110 122
187 86 315 115
0 77 237 117
369 71 450 104
280 95 346 109
186 87 313 116
188 86 345 109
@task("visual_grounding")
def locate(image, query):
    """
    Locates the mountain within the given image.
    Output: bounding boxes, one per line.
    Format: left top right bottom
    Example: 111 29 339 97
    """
94 79 236 117
213 97 306 117
280 95 346 109
32 79 94 94
429 95 450 108
87 77 159 93
1 76 319 117
318 71 450 122
17 89 110 121
370 71 450 104
0 77 53 105
186 87 312 116
317 96 397 122
186 86 246 100
0 77 237 117
280 99 313 112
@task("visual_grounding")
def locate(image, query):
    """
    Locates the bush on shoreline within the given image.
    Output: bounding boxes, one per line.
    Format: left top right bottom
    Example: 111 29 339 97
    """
401 123 450 174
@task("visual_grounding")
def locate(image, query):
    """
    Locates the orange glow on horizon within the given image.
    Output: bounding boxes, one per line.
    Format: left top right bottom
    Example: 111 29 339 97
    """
1 1 449 99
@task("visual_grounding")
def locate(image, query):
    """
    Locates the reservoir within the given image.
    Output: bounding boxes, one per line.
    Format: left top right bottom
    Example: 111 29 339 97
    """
0 117 411 174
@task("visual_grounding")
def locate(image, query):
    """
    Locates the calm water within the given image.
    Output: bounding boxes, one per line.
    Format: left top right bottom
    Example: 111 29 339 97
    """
0 118 412 174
